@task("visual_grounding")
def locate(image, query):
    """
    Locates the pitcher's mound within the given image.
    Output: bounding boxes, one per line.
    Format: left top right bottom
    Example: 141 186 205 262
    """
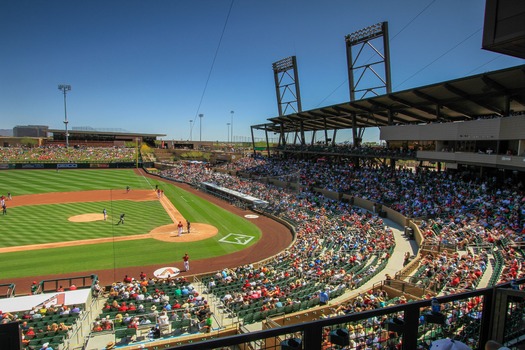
69 213 106 222
149 223 218 242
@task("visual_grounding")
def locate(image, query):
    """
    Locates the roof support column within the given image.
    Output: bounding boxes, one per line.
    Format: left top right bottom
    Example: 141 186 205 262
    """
293 130 300 145
300 121 306 145
503 95 510 116
352 113 361 147
264 128 271 157
250 126 257 157
310 130 316 145
279 124 286 147
323 117 329 145
388 109 395 168
436 104 442 121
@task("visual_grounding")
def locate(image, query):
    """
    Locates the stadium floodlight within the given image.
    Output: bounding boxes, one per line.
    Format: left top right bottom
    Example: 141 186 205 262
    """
345 22 383 44
227 123 231 143
189 119 193 141
58 84 72 148
199 114 204 142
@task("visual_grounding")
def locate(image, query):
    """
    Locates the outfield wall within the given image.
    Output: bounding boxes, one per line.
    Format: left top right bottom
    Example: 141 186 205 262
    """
0 162 140 170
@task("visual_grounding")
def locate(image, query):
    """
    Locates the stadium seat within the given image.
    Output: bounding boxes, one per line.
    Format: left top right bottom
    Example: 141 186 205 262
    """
330 328 350 346
243 313 254 325
115 328 128 343
280 338 302 350
180 319 192 333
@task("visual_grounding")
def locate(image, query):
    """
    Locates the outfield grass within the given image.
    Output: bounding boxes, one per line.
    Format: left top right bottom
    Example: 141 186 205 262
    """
0 169 261 279
0 169 151 195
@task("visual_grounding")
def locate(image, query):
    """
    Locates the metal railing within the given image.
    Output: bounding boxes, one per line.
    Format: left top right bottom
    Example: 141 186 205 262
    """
0 283 16 298
149 279 524 350
40 274 98 294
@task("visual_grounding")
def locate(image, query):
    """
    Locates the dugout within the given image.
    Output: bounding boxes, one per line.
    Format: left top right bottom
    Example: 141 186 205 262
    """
200 182 269 209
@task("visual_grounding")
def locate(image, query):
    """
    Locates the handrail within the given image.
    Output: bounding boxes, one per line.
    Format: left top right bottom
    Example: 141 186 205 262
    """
40 274 98 294
163 283 519 350
0 283 16 299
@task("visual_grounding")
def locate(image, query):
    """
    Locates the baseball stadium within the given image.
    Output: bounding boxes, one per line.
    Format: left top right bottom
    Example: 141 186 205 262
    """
2 3 525 350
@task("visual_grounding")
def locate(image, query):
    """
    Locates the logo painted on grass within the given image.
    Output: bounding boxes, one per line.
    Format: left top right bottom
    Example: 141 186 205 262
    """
219 233 255 245
154 267 180 278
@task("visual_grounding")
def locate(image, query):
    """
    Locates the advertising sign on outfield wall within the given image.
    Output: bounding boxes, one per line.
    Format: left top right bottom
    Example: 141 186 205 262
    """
21 163 45 169
57 163 78 169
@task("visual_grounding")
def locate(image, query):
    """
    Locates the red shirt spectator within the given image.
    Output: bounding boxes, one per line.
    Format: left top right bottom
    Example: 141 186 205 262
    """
118 302 129 312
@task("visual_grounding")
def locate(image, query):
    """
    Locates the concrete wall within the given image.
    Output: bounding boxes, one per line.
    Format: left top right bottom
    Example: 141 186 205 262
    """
380 115 525 141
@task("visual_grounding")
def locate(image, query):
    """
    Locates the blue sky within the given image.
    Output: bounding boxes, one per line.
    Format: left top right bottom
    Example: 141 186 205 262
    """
1 0 523 143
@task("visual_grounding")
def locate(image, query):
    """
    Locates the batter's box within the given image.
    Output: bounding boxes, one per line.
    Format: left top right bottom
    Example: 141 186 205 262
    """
219 233 255 245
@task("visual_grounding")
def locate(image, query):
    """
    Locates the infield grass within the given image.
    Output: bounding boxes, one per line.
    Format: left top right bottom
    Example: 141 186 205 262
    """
0 169 262 279
0 200 171 247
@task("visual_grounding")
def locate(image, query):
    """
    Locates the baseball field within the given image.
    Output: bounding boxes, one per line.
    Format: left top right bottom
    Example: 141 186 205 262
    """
0 169 292 288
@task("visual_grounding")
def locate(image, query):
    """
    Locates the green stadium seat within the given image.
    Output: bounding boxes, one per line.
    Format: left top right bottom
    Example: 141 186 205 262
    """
180 319 192 333
243 313 254 325
252 311 262 322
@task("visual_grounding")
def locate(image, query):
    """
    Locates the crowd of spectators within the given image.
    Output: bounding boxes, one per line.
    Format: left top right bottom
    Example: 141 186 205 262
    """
92 273 212 335
0 146 136 163
160 161 397 318
276 144 417 159
161 156 524 297
5 148 524 347
3 304 80 349
156 156 525 348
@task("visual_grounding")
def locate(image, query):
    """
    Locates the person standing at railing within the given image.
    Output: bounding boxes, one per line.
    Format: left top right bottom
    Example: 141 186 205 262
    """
403 252 411 266
30 281 38 295
319 288 330 306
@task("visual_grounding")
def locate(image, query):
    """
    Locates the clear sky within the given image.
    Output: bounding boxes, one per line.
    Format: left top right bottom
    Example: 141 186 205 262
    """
1 0 523 143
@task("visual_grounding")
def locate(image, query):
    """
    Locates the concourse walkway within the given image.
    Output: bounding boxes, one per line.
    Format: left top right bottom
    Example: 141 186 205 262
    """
331 216 419 302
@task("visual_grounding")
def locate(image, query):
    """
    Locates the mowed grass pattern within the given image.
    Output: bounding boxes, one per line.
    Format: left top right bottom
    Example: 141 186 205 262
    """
0 169 152 195
0 169 262 279
0 200 171 247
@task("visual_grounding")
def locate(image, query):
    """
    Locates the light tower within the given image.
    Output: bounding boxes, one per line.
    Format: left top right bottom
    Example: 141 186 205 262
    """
189 119 193 141
58 84 72 148
230 110 234 143
199 114 204 142
227 123 231 143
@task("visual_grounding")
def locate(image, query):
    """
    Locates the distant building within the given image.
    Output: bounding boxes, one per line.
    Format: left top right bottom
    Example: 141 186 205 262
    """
47 129 165 147
13 125 49 137
0 129 12 137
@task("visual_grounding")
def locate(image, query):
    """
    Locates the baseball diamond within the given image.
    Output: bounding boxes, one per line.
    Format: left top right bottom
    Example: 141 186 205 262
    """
0 168 293 291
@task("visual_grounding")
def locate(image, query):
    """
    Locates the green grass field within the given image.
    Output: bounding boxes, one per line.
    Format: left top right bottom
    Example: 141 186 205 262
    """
0 169 261 279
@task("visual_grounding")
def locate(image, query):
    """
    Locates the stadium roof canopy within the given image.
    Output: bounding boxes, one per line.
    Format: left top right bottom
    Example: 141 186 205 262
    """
253 64 525 133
